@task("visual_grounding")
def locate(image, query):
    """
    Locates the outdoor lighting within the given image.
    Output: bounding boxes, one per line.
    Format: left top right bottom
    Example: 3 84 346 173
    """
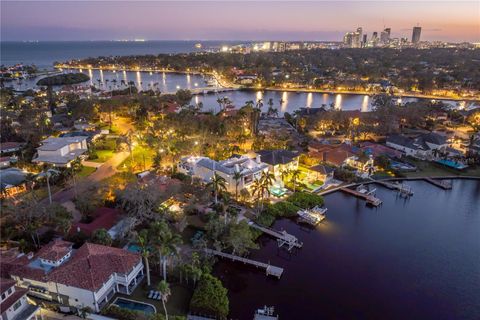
285 74 290 79
194 82 198 87
194 141 199 145
176 85 180 89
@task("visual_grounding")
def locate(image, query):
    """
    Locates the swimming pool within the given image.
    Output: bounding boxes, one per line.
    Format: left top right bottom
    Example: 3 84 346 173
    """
436 159 468 169
112 297 156 314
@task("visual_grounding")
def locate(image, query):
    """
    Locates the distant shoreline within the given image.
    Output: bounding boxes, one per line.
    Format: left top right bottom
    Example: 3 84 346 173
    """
56 65 480 102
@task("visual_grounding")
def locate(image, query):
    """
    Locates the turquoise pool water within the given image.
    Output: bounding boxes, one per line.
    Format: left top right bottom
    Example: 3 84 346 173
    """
126 244 141 253
436 159 467 169
113 297 156 314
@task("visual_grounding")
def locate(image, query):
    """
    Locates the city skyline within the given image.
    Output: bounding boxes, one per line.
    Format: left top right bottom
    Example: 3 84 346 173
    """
1 1 479 42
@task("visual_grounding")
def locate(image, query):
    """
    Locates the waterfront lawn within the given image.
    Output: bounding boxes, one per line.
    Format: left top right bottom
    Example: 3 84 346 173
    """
403 160 480 177
77 166 96 178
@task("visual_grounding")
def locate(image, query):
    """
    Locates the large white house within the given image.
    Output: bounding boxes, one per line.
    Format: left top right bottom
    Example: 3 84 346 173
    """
386 133 447 159
6 240 143 313
178 154 269 193
0 278 40 320
32 136 89 167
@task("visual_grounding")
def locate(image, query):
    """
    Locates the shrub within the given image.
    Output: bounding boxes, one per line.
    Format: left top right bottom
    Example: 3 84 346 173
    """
101 305 147 320
190 273 229 319
264 201 300 218
287 192 324 209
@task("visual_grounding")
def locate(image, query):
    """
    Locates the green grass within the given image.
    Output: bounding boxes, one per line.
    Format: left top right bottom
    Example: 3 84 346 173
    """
77 166 96 178
90 149 115 163
403 159 480 178
118 145 155 173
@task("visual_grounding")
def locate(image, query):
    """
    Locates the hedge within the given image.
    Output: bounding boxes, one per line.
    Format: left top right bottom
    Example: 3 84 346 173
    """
286 192 324 209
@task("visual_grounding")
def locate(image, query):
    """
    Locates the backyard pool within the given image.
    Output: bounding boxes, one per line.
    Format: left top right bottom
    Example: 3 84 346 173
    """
436 159 468 170
112 297 156 314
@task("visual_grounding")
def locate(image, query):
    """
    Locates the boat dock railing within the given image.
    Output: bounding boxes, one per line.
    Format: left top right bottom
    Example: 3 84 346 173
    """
423 177 452 190
248 221 303 251
340 187 383 206
371 179 414 197
204 248 284 278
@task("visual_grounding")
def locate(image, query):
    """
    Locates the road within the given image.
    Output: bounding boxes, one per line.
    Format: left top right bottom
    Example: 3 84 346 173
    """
48 151 129 204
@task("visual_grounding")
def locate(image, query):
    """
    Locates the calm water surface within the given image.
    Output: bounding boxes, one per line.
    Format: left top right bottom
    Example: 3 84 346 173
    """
214 179 480 320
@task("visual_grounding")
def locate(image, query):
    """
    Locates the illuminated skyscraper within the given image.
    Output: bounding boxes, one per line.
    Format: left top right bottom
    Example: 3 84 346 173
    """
412 26 421 44
380 28 391 44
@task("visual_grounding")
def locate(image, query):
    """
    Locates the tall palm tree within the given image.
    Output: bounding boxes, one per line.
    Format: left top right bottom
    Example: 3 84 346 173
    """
137 229 151 286
290 169 301 192
232 171 242 201
157 280 171 320
251 178 267 213
150 221 182 281
206 172 227 204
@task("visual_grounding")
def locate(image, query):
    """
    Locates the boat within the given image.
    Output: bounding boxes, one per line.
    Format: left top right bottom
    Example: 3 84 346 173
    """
297 207 326 226
254 306 278 320
195 43 202 49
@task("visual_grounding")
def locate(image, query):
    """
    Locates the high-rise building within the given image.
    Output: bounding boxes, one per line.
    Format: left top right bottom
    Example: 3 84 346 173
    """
380 27 391 44
362 34 367 47
343 32 354 47
412 26 421 44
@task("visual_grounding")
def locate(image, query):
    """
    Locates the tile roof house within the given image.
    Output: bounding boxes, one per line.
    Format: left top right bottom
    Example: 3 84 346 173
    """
71 207 121 237
7 241 143 313
32 136 88 167
178 154 269 193
0 278 39 320
254 149 300 182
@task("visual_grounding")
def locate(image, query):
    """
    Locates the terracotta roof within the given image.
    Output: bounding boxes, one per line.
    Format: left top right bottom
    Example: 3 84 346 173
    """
36 239 73 262
0 285 28 312
71 207 120 237
47 243 141 292
0 278 16 294
0 249 31 278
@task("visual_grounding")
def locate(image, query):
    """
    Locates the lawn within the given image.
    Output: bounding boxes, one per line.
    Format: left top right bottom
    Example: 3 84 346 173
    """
77 166 96 178
119 145 155 173
403 159 480 178
90 149 115 163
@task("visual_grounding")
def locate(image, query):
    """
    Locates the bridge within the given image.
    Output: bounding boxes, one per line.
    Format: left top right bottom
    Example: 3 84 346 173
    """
204 248 284 278
248 221 302 251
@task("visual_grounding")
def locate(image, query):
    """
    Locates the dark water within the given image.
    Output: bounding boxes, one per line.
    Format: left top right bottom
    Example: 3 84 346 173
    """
0 40 234 68
214 179 480 320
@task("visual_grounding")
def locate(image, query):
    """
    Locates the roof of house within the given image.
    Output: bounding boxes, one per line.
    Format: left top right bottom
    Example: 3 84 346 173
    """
0 142 23 152
47 243 140 292
255 150 299 166
0 168 27 189
0 284 28 313
309 164 335 175
386 134 418 149
359 142 403 159
38 136 88 151
0 278 16 294
36 239 73 261
71 207 121 237
421 132 447 145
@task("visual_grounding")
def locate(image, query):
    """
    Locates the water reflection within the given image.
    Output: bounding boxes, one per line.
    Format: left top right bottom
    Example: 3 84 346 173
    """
335 94 342 109
361 95 369 112
256 90 263 101
306 92 313 108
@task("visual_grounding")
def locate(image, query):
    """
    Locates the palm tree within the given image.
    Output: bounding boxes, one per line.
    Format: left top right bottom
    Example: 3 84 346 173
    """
206 172 227 204
255 98 264 111
232 171 242 201
157 280 171 320
137 229 151 286
290 169 301 192
150 221 182 281
35 168 60 204
251 178 264 213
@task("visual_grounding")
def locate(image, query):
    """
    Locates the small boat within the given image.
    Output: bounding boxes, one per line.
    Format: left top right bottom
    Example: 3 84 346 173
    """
195 43 202 49
254 306 278 320
297 208 326 226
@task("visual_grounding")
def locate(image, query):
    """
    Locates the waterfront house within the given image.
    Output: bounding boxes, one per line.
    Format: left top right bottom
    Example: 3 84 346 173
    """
0 278 40 320
7 240 144 313
32 136 88 167
386 132 447 159
178 154 269 193
255 149 300 179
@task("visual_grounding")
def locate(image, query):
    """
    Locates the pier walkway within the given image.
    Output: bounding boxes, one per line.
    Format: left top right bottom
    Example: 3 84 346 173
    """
423 177 452 190
204 248 284 278
340 187 383 206
248 221 302 251
371 179 414 196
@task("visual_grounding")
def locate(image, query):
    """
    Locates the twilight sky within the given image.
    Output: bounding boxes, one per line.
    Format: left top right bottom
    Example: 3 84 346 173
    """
1 1 479 42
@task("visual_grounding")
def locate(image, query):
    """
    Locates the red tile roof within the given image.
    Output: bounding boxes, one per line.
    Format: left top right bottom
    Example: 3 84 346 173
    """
71 207 120 237
47 243 141 292
36 239 73 262
0 285 28 312
0 278 16 294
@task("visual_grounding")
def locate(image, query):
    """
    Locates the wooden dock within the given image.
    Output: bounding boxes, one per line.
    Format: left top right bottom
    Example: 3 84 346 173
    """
204 249 284 278
248 222 302 251
423 177 452 190
340 187 383 206
373 179 414 196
